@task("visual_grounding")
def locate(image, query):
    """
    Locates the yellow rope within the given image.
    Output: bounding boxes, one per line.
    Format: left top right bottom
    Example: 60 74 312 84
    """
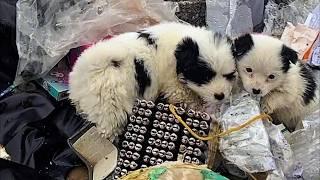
169 104 272 141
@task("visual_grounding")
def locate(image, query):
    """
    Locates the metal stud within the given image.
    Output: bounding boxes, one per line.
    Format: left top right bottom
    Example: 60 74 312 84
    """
179 145 186 153
129 115 136 123
127 124 133 131
147 101 155 108
134 99 140 106
133 125 140 133
132 152 140 160
184 156 192 163
156 103 164 111
137 135 144 143
151 129 157 137
166 123 173 131
196 140 204 147
122 141 129 148
148 138 155 145
176 107 185 115
126 151 133 158
136 116 142 124
135 143 142 151
193 148 202 157
201 112 211 121
164 132 170 140
163 104 169 111
198 130 206 136
123 160 130 167
187 109 195 117
155 139 161 147
161 113 168 121
168 114 175 122
192 157 200 165
141 164 148 168
166 152 174 159
143 155 150 163
132 107 138 113
117 158 123 166
192 119 200 128
145 109 152 117
194 111 201 118
172 124 180 132
140 100 147 107
146 146 152 154
155 112 162 120
150 157 157 166
152 148 159 156
186 146 193 155
114 175 120 179
200 121 209 130
138 108 145 116
130 161 138 169
159 122 166 129
192 128 198 134
121 168 128 176
128 142 135 150
124 132 131 139
142 118 150 125
157 130 164 138
183 128 189 135
170 133 178 141
115 167 121 174
156 158 163 165
168 142 175 150
161 140 168 149
181 136 188 144
120 149 126 157
186 118 192 126
189 137 196 146
159 150 166 158
140 126 147 134
131 133 137 141
153 120 160 128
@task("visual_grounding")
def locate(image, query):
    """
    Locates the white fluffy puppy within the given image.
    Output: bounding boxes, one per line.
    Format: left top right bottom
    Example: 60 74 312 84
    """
232 34 319 131
69 22 238 137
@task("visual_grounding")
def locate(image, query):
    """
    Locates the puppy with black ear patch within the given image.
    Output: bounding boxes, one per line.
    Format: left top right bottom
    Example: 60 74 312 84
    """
69 22 238 138
233 34 319 132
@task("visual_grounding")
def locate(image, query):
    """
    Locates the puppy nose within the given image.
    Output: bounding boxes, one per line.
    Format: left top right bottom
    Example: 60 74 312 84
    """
214 93 225 100
252 88 261 94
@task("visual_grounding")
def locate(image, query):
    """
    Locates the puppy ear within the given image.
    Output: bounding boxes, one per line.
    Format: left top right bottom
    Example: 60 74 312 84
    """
232 34 254 59
280 45 298 72
175 37 199 74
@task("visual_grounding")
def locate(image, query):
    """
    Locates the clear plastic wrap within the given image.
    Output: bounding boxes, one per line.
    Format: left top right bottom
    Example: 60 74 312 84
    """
15 0 179 85
263 0 319 37
206 0 265 38
215 92 295 178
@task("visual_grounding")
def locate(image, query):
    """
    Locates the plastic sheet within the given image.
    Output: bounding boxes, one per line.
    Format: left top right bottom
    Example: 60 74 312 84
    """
263 0 319 37
206 0 265 38
15 0 179 85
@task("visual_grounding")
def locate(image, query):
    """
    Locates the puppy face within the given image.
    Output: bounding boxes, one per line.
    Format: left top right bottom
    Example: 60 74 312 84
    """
232 34 298 96
175 34 237 104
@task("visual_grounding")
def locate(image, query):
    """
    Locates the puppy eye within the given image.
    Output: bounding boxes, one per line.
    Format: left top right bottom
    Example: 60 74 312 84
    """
245 68 252 73
268 74 275 79
223 71 236 81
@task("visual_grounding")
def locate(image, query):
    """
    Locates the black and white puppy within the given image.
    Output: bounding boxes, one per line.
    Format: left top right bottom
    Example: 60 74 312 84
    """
69 22 238 137
233 34 319 131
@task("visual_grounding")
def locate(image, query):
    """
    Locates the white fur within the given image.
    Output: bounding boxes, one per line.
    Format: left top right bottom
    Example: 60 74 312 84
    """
237 34 319 131
69 22 237 137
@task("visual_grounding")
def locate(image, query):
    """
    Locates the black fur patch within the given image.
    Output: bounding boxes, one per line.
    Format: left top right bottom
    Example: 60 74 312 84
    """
223 71 236 81
299 64 316 105
134 58 151 96
111 60 121 67
175 37 216 85
137 31 157 48
280 45 298 73
232 34 254 60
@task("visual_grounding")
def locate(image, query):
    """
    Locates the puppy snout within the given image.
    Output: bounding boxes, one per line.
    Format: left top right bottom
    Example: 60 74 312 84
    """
214 93 225 101
252 88 261 95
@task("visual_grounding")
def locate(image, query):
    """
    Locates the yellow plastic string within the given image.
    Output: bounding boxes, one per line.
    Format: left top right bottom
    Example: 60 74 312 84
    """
169 104 272 141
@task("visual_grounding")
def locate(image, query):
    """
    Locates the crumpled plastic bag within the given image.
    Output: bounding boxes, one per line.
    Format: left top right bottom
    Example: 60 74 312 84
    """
215 92 295 178
15 0 179 85
206 0 265 38
263 0 319 37
287 109 320 180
